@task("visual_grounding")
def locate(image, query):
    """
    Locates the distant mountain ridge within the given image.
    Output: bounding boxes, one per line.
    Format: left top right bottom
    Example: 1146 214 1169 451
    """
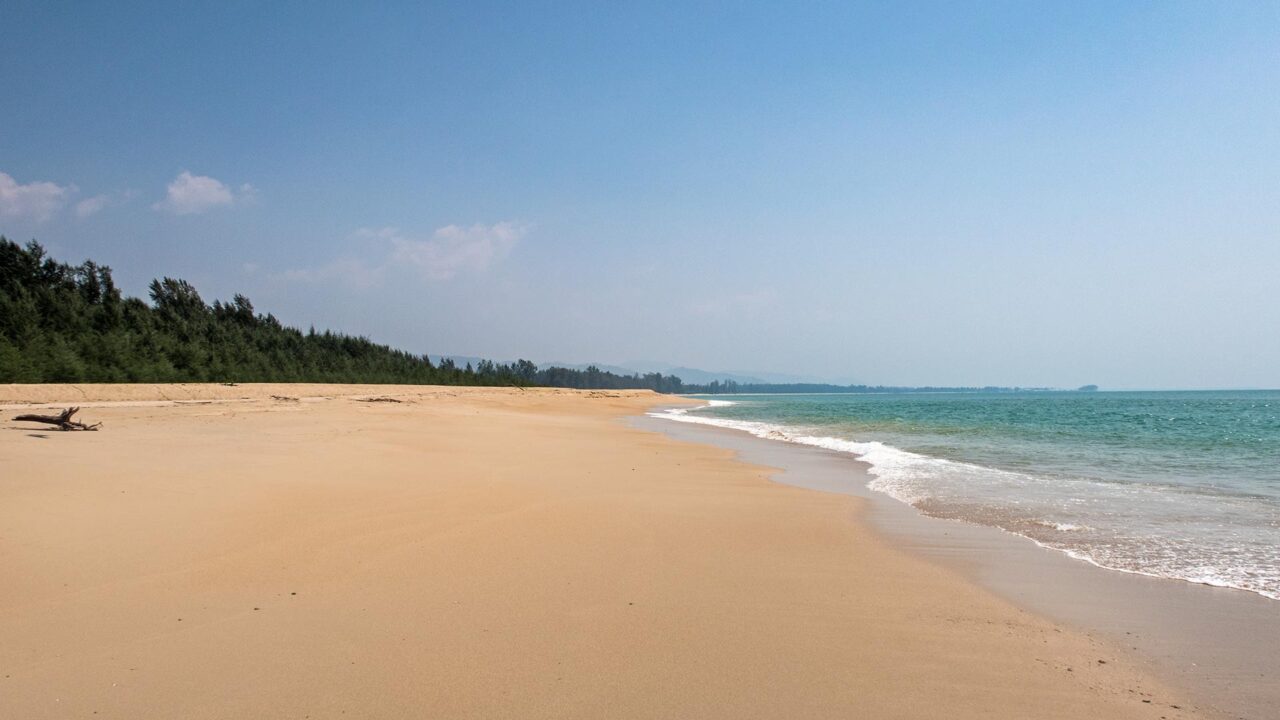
665 366 838 385
538 360 829 385
433 355 845 386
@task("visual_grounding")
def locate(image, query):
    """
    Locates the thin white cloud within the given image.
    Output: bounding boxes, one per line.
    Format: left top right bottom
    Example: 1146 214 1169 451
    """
279 257 386 289
386 222 527 280
0 171 72 221
153 171 253 215
75 194 111 217
74 189 138 218
281 222 527 287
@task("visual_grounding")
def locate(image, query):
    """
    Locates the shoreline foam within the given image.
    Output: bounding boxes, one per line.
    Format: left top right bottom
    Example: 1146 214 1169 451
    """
639 408 1279 720
649 402 1280 600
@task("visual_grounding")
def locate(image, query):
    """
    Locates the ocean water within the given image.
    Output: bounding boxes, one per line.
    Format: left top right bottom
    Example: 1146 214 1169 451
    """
650 391 1280 600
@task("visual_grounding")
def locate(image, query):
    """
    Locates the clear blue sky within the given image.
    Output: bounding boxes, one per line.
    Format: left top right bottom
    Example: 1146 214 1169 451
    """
2 1 1277 388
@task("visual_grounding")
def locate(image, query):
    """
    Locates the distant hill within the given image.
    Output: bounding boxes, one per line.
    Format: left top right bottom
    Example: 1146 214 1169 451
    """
427 354 498 371
659 366 768 385
621 361 833 386
416 356 843 387
538 360 640 377
427 356 774 386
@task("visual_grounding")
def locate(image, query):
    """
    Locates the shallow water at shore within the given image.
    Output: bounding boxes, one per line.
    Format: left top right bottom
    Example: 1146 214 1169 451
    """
636 412 1280 720
650 391 1280 600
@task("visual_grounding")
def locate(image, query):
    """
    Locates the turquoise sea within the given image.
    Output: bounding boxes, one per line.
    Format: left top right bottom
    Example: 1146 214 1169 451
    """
651 391 1280 599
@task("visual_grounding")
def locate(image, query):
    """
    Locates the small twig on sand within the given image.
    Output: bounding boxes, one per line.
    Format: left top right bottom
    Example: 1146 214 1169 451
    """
13 407 101 431
357 397 403 403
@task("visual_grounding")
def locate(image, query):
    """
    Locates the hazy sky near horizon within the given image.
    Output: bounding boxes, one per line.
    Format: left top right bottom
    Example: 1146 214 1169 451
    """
2 2 1278 388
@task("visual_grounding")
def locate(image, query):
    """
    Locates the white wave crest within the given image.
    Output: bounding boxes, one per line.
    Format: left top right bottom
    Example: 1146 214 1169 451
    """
646 405 1000 506
646 405 1280 600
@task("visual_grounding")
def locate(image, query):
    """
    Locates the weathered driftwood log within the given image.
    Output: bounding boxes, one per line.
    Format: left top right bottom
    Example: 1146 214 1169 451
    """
12 407 101 431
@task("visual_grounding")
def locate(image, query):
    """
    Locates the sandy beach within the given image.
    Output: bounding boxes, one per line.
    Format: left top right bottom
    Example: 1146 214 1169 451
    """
1 384 1204 719
640 412 1278 720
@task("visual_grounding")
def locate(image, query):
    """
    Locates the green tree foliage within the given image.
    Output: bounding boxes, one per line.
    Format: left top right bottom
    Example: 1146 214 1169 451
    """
0 238 685 392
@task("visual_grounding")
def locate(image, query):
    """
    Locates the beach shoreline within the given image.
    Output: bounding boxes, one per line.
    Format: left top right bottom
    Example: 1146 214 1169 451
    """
636 407 1278 720
2 384 1210 718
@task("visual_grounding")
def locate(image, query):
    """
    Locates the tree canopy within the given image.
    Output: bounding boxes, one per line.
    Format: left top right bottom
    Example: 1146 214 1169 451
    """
0 238 684 392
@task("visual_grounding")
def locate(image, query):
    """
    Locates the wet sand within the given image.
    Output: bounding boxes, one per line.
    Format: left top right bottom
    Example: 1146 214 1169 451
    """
635 413 1278 720
1 384 1208 718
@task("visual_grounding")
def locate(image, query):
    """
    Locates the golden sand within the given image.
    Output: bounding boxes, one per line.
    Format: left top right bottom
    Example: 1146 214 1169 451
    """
0 384 1201 718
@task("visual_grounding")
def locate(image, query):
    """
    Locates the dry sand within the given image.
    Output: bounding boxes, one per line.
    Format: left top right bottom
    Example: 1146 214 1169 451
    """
1 384 1205 718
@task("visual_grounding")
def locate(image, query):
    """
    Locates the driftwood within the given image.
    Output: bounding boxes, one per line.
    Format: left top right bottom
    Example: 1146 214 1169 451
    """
13 407 101 431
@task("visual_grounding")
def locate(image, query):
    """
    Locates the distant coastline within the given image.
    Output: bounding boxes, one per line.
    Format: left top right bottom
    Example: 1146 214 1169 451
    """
676 382 1063 395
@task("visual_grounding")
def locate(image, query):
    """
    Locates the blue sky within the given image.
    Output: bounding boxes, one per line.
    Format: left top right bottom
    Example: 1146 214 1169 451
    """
2 1 1277 388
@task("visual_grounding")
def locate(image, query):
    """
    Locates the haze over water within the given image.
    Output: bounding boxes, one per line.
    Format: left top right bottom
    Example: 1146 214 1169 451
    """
655 391 1280 599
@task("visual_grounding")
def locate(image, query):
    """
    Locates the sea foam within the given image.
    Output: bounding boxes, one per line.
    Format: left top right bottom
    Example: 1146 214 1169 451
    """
649 402 1280 600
